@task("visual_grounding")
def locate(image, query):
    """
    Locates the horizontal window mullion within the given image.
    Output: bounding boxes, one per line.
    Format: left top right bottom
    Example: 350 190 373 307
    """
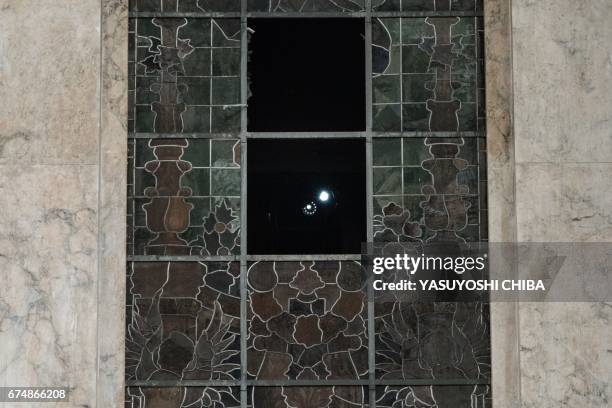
128 12 483 19
129 132 242 139
126 378 491 387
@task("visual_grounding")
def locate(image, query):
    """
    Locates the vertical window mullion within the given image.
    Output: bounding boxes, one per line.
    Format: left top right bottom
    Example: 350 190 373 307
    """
239 2 248 408
365 1 376 406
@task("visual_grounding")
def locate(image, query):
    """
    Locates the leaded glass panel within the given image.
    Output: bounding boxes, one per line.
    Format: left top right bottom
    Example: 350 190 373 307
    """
130 0 242 12
130 18 241 134
128 138 241 256
249 387 369 408
247 0 366 12
372 137 486 243
372 0 480 12
126 386 241 407
126 262 241 382
376 385 491 407
372 17 483 132
374 302 491 380
247 261 369 380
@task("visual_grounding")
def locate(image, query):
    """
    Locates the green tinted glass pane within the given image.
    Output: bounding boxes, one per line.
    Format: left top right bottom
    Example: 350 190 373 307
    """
131 18 240 134
373 75 401 104
248 0 365 11
135 139 155 167
182 139 210 168
374 167 402 195
182 106 211 133
402 104 429 131
212 77 240 105
178 77 210 105
187 197 211 225
182 168 211 196
192 0 241 12
182 48 211 76
211 168 240 196
211 139 240 167
402 74 434 102
402 45 431 73
403 166 431 194
179 19 211 47
212 48 240 76
373 104 401 131
211 106 241 133
402 138 430 165
373 139 402 166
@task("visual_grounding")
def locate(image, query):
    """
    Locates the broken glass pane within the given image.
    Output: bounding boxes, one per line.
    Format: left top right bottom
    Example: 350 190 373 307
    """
247 139 366 254
247 19 365 132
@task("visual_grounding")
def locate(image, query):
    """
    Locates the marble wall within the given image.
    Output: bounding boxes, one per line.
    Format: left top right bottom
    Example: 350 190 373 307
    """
0 0 127 407
484 0 520 406
512 0 612 407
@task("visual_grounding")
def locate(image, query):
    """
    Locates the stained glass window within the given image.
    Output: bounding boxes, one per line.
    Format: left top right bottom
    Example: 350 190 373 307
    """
127 2 489 406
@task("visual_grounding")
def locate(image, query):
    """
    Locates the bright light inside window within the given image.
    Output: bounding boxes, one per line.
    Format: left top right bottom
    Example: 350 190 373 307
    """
302 201 317 216
319 190 330 202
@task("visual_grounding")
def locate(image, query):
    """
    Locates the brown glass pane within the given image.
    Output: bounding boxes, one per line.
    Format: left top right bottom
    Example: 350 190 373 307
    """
248 386 368 408
126 386 241 407
374 301 491 380
376 385 491 407
126 262 241 381
247 261 368 380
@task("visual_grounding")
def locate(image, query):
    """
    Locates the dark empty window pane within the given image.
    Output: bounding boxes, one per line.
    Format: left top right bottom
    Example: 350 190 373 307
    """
247 19 366 132
247 139 366 254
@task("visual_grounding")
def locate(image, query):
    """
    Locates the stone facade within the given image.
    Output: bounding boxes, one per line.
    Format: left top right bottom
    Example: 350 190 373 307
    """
0 0 610 407
512 0 612 406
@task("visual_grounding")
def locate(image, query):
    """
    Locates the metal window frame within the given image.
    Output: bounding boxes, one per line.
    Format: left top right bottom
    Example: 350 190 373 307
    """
127 2 490 406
